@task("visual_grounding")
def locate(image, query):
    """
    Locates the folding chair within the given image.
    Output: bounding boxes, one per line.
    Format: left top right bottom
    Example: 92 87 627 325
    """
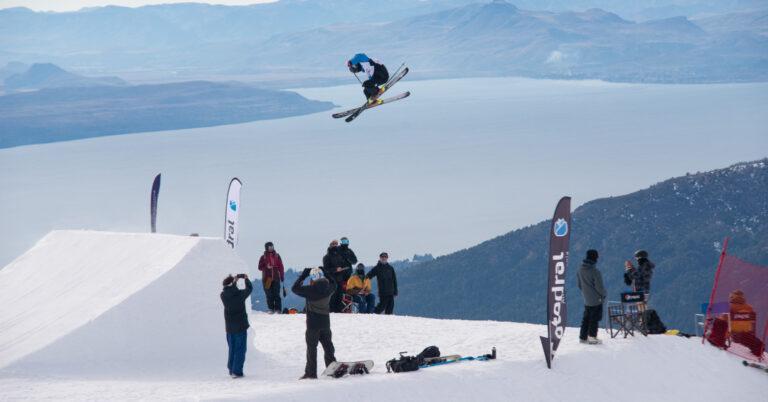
339 280 359 314
607 301 633 338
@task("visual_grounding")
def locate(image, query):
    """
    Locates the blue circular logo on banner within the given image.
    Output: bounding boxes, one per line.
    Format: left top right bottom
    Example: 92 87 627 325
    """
554 219 568 237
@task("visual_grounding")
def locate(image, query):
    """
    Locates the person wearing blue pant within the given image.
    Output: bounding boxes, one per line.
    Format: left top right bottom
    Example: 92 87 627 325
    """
221 274 252 378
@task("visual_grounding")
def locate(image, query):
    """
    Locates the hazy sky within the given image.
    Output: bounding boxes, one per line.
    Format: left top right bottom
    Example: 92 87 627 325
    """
0 0 277 12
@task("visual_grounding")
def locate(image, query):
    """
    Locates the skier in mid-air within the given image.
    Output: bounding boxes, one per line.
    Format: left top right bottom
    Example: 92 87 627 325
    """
347 53 389 103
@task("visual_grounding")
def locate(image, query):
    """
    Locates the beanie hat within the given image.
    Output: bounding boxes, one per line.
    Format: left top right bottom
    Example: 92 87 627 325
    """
634 249 648 259
729 290 746 304
265 241 274 251
222 275 234 287
355 263 365 274
586 249 599 261
310 267 325 282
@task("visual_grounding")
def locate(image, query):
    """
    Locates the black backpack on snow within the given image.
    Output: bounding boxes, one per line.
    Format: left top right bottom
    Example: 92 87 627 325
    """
645 309 667 334
386 354 419 373
416 345 440 365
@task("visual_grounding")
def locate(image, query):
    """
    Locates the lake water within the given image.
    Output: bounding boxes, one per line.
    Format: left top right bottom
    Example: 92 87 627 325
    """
1 77 766 269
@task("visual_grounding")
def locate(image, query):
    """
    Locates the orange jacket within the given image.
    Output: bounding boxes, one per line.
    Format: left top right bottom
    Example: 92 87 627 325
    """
729 295 756 335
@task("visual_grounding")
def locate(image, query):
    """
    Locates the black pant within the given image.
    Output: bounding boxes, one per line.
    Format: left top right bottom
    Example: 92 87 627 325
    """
264 280 282 312
363 63 389 99
374 295 395 315
330 287 344 313
305 328 336 377
580 304 603 340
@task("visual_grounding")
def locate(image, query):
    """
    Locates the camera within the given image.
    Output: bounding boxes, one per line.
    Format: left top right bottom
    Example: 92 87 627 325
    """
236 273 246 279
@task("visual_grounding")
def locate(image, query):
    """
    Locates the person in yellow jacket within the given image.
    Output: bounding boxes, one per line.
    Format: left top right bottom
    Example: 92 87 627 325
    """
346 264 376 313
728 290 763 357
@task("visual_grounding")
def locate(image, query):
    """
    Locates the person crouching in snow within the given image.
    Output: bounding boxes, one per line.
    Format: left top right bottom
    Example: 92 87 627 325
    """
577 249 607 345
292 267 337 379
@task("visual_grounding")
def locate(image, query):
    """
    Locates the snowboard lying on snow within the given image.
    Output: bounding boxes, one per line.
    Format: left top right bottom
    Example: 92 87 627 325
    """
322 360 374 378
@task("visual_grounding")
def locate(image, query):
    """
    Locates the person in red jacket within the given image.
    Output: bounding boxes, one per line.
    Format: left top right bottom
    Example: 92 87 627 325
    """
258 241 285 314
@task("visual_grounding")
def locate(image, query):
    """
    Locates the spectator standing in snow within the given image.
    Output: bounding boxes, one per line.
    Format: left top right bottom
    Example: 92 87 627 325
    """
292 267 338 379
624 249 655 300
339 237 358 278
367 252 398 314
323 240 347 313
220 274 252 378
346 263 376 313
577 249 607 345
258 241 285 314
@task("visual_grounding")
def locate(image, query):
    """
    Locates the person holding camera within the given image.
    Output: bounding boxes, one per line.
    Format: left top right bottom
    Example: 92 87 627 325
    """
220 273 252 378
624 249 655 300
292 267 338 379
323 240 347 313
258 241 285 314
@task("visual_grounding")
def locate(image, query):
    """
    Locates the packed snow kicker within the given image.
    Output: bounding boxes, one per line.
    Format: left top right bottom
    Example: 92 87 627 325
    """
0 230 766 401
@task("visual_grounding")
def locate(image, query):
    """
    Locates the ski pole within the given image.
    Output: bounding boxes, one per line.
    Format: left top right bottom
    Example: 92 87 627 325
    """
350 70 362 85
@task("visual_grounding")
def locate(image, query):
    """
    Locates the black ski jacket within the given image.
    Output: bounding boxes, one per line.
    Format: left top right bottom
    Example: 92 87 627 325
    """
221 279 252 334
368 261 398 297
292 271 337 330
323 246 349 283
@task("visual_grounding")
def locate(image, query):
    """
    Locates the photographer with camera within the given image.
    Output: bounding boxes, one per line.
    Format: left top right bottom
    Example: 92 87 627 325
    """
292 267 338 379
220 273 252 378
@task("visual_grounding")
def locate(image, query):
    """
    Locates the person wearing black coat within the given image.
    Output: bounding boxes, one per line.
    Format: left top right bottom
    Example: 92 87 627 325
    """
367 252 398 314
220 274 252 378
323 240 348 313
292 267 338 379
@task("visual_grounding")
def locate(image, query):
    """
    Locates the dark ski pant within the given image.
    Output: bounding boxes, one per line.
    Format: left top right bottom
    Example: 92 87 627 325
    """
264 280 282 312
330 288 344 313
363 64 389 99
580 303 603 340
374 295 395 315
226 331 247 376
352 293 376 313
305 328 336 377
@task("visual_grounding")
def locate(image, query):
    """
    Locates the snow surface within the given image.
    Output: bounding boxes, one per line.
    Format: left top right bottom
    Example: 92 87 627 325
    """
0 230 248 375
1 231 766 400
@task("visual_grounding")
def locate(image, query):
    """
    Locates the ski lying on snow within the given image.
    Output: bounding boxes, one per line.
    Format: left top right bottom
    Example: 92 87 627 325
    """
421 348 496 368
742 360 768 373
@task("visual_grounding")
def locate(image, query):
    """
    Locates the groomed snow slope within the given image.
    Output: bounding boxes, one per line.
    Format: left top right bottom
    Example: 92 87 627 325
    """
0 231 765 400
1 313 767 401
0 230 248 375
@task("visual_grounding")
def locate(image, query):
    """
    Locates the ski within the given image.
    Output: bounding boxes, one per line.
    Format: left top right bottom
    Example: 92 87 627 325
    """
333 67 409 121
322 360 374 378
421 348 496 368
742 360 768 373
420 354 462 366
344 92 410 122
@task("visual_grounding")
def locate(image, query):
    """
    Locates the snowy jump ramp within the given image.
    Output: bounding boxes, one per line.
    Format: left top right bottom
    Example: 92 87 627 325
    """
0 230 249 376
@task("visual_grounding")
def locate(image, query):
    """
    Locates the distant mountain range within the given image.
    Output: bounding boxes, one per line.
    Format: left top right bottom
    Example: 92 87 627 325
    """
3 63 125 91
1 1 766 84
0 69 334 148
396 159 768 333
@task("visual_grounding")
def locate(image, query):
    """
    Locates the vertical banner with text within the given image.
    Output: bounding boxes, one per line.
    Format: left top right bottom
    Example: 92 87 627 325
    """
225 178 242 248
150 173 161 233
540 196 571 369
